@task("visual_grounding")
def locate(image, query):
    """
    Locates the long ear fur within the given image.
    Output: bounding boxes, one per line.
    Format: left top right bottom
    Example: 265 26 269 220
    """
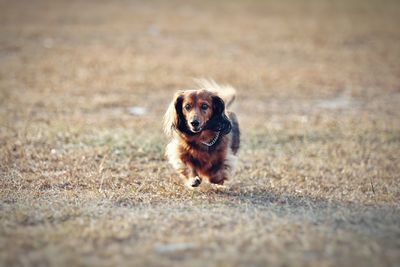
204 95 232 135
163 92 184 137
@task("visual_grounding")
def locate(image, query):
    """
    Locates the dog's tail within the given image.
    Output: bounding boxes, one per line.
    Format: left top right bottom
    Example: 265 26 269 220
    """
194 78 236 108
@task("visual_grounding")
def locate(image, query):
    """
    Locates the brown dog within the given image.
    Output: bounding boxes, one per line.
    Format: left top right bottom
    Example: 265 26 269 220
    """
163 79 240 187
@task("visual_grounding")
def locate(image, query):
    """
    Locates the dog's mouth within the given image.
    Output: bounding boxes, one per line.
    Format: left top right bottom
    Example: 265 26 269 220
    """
187 122 204 133
187 119 209 134
189 126 202 133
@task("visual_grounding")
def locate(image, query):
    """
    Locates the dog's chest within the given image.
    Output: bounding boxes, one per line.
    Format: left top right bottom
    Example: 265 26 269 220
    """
180 144 226 174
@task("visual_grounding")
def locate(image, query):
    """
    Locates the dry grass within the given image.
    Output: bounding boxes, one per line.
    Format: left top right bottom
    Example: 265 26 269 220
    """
1 0 400 266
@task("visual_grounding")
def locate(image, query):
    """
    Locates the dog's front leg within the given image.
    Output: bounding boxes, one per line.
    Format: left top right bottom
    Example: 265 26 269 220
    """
208 170 227 185
166 141 201 187
175 165 202 188
183 167 202 188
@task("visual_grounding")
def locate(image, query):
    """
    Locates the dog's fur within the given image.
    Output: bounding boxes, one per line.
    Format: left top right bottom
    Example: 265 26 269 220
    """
163 79 240 187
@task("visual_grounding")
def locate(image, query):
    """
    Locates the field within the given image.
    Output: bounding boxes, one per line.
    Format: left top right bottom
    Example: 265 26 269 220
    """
1 0 400 266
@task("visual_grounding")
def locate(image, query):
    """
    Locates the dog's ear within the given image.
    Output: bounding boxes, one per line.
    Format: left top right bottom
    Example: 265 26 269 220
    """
207 95 232 135
212 95 225 115
163 92 184 136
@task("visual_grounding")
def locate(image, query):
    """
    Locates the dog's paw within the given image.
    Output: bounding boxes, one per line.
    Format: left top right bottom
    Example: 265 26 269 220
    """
209 175 226 185
186 176 202 188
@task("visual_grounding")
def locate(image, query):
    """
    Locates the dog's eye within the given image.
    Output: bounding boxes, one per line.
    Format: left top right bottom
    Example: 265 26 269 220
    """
201 104 208 110
184 104 191 111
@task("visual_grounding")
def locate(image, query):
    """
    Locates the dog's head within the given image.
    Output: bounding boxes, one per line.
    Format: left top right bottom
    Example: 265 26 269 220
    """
163 90 231 137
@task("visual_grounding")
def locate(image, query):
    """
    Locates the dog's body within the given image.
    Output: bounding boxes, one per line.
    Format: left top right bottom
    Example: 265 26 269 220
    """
163 79 240 187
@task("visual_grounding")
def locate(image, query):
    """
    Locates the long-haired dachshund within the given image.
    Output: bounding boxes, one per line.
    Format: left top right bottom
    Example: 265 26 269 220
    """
163 79 240 187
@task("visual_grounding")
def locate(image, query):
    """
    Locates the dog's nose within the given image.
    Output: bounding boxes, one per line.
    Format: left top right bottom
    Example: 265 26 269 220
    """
190 120 200 127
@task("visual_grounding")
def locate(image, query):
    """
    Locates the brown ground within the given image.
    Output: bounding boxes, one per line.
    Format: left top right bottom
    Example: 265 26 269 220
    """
1 0 400 266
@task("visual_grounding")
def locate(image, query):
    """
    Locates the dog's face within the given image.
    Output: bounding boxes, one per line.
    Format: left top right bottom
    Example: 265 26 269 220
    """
181 90 213 133
163 89 231 136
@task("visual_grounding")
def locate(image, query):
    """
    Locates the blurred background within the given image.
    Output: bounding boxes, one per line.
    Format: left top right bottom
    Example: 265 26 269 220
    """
1 0 399 266
2 0 399 117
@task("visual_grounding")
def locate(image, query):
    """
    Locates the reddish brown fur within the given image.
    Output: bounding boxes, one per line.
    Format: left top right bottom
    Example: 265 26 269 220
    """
178 129 230 184
181 90 214 133
164 87 240 187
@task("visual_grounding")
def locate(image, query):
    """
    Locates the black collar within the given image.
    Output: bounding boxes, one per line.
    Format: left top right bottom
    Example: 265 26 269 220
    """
200 131 220 147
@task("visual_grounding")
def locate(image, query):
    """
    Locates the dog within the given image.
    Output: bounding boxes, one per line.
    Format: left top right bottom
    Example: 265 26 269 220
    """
163 79 240 187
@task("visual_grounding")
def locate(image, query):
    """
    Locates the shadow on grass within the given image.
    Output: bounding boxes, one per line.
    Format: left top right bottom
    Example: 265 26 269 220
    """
210 184 400 239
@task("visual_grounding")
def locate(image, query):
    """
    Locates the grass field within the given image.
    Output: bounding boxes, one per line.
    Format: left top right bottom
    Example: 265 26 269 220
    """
1 0 400 266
